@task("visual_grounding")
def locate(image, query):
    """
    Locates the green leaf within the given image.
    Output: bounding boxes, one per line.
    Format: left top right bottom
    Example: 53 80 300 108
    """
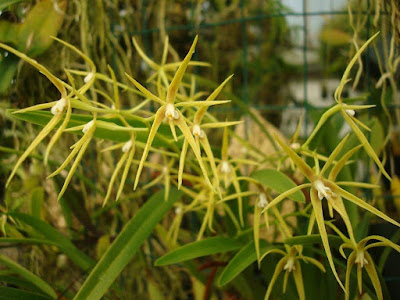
218 240 273 287
250 169 305 203
8 212 95 271
0 0 26 11
0 254 57 298
0 237 58 246
15 0 67 56
284 234 343 248
155 236 243 266
0 286 53 300
73 189 183 300
0 275 45 294
0 54 19 93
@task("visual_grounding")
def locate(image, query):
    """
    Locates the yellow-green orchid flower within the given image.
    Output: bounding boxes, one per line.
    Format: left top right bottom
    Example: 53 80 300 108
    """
261 244 326 300
1 42 67 187
132 35 210 92
177 75 239 193
263 134 400 291
340 235 400 300
126 36 229 192
260 210 325 300
301 32 390 181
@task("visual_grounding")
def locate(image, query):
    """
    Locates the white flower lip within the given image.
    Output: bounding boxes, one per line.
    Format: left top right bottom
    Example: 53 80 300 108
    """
82 120 94 133
355 250 368 268
84 72 94 83
283 257 296 272
290 142 301 150
342 104 355 117
165 104 179 120
51 98 67 115
122 140 133 153
192 124 205 138
313 179 336 200
220 161 231 174
257 193 269 208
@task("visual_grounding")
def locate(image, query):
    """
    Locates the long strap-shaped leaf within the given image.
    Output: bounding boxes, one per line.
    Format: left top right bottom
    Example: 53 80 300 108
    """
8 213 95 271
0 254 57 299
73 189 182 300
155 236 243 266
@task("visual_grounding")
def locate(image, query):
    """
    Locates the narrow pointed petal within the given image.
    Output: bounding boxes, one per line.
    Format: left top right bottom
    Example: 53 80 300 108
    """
329 195 356 243
57 136 92 201
178 139 189 189
166 35 198 104
201 135 221 196
169 120 178 141
116 143 135 201
310 188 345 292
262 184 311 214
334 32 379 102
320 134 350 176
161 36 169 66
47 135 87 178
254 201 262 266
103 152 129 206
333 183 400 227
341 110 390 180
134 107 165 189
345 252 356 300
329 145 363 181
307 211 315 235
264 258 286 300
293 261 305 300
12 102 56 114
301 256 326 272
175 100 231 107
201 121 243 128
363 252 383 300
336 182 380 189
132 37 160 70
0 42 66 98
275 135 315 181
6 114 63 187
125 72 165 105
194 74 234 124
45 102 72 165
303 105 342 147
175 115 216 192
221 126 229 161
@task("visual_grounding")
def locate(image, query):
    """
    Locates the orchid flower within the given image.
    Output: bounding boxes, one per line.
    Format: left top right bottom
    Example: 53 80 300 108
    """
132 35 210 92
260 204 325 300
262 134 400 291
339 235 400 300
126 36 230 192
1 42 67 187
301 32 390 181
177 75 240 193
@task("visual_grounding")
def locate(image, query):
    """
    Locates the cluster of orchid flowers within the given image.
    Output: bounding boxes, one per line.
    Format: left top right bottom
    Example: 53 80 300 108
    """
2 32 400 300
